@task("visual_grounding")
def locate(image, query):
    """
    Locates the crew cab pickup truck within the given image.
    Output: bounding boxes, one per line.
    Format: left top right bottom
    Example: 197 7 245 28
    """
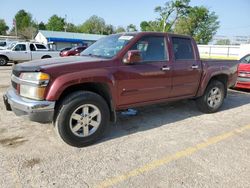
0 42 59 66
3 32 238 147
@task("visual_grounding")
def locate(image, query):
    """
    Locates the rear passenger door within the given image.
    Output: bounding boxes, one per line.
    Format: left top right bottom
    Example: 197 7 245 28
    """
169 37 202 98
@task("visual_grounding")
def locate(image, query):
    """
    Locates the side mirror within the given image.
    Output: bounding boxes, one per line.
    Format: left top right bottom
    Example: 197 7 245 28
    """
123 50 142 64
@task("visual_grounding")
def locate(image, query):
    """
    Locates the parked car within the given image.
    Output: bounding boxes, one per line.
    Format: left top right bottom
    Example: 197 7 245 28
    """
235 54 250 89
0 42 60 66
59 47 72 56
60 46 88 57
3 32 238 147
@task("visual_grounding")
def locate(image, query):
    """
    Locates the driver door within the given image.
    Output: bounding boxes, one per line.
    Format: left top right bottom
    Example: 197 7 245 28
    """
11 44 30 61
117 35 172 106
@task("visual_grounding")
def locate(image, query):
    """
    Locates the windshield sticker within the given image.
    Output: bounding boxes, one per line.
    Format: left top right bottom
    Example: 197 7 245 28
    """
118 36 134 40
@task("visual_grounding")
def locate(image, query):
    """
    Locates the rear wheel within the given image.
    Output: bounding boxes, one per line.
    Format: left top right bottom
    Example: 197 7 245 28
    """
54 91 110 147
196 80 225 113
0 56 8 66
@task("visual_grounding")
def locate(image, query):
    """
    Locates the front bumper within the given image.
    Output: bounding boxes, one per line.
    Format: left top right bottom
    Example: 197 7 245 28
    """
3 88 55 123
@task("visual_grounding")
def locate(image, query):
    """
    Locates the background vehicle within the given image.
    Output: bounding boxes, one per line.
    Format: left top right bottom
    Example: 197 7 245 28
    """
0 42 60 66
59 47 72 56
60 46 88 57
235 54 250 89
4 32 238 147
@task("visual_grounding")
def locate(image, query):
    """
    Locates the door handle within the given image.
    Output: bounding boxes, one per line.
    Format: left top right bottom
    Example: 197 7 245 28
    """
161 67 170 71
191 65 199 69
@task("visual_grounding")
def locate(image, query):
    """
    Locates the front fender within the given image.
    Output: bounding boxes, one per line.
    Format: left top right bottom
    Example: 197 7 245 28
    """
45 69 116 102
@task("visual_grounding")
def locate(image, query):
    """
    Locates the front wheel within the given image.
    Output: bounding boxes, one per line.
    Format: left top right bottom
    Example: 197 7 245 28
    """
196 80 225 113
54 91 110 147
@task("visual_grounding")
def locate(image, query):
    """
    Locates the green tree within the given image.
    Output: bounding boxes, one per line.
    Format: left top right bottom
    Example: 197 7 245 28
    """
38 21 46 30
103 24 114 35
126 24 137 32
66 23 78 32
115 26 126 33
140 21 163 32
13 10 37 39
141 0 190 32
14 9 33 30
79 15 106 34
0 19 9 35
174 6 220 44
216 39 230 45
46 15 65 31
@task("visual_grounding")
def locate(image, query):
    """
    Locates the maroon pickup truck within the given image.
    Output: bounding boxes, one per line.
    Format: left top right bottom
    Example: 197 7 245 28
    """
3 32 238 147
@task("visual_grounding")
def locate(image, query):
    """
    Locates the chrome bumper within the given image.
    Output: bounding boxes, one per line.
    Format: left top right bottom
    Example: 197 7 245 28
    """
3 88 55 123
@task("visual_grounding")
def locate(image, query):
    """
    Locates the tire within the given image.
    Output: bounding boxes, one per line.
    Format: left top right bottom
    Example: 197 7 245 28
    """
196 80 225 113
54 91 110 147
0 56 8 66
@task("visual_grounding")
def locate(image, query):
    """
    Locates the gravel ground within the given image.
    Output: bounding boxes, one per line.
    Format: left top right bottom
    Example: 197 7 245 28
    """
0 65 250 188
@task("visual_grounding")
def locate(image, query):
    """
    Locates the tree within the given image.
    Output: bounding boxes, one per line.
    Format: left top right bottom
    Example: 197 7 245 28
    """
174 6 220 44
115 26 126 33
216 39 230 45
13 10 37 39
38 22 46 30
141 0 190 32
79 15 106 34
126 24 137 32
46 15 65 31
14 9 33 30
140 21 162 32
66 23 78 32
103 24 114 35
0 19 9 35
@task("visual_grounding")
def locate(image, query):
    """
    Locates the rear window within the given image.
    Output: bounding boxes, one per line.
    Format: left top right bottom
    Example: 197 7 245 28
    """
172 37 194 60
35 44 47 49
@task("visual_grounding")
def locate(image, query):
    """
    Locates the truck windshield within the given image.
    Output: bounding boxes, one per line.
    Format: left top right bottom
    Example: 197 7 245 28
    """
81 34 134 59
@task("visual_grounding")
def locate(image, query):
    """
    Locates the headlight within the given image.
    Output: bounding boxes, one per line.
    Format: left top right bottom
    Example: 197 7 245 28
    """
19 72 50 100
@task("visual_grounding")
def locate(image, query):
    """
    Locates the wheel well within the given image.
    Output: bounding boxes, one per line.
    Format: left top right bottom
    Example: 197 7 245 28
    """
208 74 228 97
0 55 9 61
56 83 116 122
42 55 51 59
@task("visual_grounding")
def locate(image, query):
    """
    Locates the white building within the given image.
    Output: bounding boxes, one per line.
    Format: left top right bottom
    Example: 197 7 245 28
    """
35 30 104 50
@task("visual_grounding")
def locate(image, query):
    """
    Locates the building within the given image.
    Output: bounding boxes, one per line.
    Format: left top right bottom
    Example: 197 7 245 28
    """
35 30 104 50
210 35 250 45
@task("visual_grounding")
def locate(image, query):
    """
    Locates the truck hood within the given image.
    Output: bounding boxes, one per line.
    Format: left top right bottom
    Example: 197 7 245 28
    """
13 56 108 72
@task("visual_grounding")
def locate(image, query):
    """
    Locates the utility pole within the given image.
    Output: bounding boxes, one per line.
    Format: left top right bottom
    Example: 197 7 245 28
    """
64 14 67 32
13 19 18 39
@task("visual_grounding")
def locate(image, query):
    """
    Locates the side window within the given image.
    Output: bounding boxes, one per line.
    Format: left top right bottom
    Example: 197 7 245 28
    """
128 36 168 62
14 44 26 51
241 55 250 64
172 37 194 60
35 44 47 50
30 44 36 51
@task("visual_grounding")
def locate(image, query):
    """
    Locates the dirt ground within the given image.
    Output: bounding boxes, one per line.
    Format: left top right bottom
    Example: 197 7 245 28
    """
0 65 250 188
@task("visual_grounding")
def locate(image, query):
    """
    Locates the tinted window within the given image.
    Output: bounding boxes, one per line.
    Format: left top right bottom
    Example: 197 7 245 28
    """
30 44 36 51
241 55 250 64
35 44 47 49
129 36 168 62
0 42 6 47
14 44 26 51
173 37 194 60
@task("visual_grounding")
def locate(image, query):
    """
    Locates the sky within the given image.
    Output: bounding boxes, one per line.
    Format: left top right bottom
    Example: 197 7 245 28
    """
0 0 250 37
